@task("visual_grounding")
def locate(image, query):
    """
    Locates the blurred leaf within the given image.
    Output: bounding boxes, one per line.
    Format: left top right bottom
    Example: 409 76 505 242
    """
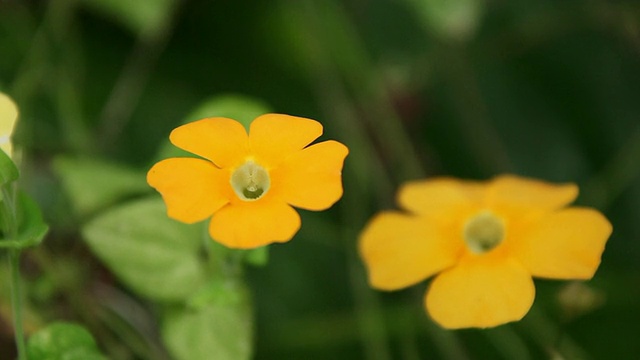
0 147 18 185
82 197 206 301
404 0 483 41
183 95 273 129
26 322 106 360
163 278 253 360
156 95 272 160
0 191 49 249
54 156 150 217
80 0 177 38
15 191 48 247
186 277 246 310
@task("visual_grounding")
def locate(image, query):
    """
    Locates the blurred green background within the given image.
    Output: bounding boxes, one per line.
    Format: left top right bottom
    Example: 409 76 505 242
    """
1 0 639 359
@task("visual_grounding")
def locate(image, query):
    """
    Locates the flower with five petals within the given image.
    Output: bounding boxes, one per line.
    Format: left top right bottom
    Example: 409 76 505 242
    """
148 114 348 249
359 175 611 329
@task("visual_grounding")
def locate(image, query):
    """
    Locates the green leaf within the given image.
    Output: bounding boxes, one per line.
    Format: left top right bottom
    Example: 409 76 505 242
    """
79 0 178 38
184 95 273 130
26 322 106 360
156 95 272 160
186 277 245 310
15 191 49 247
0 148 18 185
163 279 253 360
54 156 150 218
82 197 206 301
0 191 49 249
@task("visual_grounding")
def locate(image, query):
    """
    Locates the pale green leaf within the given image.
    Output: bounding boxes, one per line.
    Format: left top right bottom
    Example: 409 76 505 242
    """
26 322 106 360
54 156 150 217
183 95 273 130
0 191 49 249
163 279 253 360
82 197 206 301
0 145 18 185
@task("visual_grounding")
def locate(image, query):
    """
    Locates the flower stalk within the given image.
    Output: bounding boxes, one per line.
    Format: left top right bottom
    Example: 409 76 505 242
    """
2 185 26 359
8 249 26 360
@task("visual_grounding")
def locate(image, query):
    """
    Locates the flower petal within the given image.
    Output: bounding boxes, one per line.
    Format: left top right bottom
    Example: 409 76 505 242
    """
271 140 348 210
359 212 461 290
170 118 249 168
488 175 578 211
0 92 19 156
426 257 535 329
398 177 483 218
147 158 231 223
209 200 301 249
249 114 323 167
511 207 611 279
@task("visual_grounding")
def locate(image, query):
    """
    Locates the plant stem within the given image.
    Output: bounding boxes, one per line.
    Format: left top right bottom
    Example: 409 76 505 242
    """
8 249 27 360
2 185 25 359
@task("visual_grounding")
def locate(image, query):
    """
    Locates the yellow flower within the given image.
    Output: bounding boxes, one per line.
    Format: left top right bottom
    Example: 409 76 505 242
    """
0 92 19 157
147 114 348 249
359 175 611 329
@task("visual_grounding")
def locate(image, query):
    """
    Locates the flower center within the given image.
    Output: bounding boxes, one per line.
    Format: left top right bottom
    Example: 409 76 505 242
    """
463 211 505 254
230 160 270 201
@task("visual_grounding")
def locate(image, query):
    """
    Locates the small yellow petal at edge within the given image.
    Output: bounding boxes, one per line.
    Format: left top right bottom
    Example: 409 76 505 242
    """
209 200 301 249
271 140 348 211
488 175 578 211
510 207 612 280
170 117 249 168
426 257 535 329
147 158 231 223
0 92 19 156
0 93 18 131
249 114 323 167
359 212 460 290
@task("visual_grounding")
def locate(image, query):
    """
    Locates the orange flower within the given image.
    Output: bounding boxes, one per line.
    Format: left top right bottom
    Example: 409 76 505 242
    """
359 175 611 329
147 114 348 249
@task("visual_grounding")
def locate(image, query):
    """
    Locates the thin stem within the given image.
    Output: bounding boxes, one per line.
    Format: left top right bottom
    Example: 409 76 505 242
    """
2 185 26 359
439 44 513 175
8 249 27 360
10 0 93 153
581 125 640 209
97 0 182 151
303 0 425 182
484 325 532 360
518 305 590 360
